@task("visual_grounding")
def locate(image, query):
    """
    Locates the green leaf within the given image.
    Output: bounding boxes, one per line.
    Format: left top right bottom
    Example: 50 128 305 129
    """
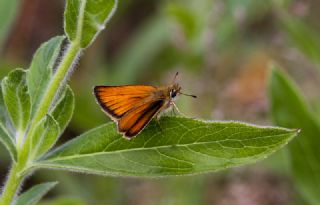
0 0 20 49
27 36 64 117
1 69 31 134
38 197 86 205
282 17 320 69
51 86 74 133
38 117 297 177
64 0 118 48
268 66 320 205
0 83 16 161
0 123 17 161
15 182 58 205
0 85 7 127
30 115 60 160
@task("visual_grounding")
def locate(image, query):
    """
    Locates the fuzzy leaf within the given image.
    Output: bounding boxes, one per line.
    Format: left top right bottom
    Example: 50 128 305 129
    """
0 83 17 161
27 36 64 117
51 86 74 133
38 117 297 177
15 182 58 205
31 115 60 160
64 0 118 48
0 85 7 128
1 69 30 134
0 123 17 161
268 66 320 205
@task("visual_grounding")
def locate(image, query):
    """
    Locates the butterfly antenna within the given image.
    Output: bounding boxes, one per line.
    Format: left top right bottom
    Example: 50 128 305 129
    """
172 72 179 84
180 92 197 98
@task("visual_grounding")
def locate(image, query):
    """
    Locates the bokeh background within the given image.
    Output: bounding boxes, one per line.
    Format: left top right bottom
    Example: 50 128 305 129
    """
1 0 320 204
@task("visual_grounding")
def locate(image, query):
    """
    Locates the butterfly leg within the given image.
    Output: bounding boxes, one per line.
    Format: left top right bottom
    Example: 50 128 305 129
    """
171 102 186 117
170 105 177 116
155 114 164 133
172 102 197 119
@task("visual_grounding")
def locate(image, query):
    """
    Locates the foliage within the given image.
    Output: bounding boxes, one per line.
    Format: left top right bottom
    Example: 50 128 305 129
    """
268 66 320 205
0 0 303 205
15 182 58 205
38 117 296 177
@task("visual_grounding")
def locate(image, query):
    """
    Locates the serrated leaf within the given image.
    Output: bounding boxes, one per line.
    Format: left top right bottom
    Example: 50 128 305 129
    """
27 36 64 117
64 0 118 48
15 182 58 205
1 69 31 134
51 86 74 133
38 117 297 177
30 115 60 160
268 66 320 205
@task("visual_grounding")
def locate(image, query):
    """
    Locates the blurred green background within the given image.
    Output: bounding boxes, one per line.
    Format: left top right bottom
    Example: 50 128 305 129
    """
1 0 320 204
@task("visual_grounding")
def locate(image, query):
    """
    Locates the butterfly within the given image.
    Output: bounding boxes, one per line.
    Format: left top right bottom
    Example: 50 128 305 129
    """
93 72 196 139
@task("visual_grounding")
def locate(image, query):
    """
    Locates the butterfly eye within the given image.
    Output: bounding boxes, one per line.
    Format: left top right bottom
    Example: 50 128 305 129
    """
170 90 177 98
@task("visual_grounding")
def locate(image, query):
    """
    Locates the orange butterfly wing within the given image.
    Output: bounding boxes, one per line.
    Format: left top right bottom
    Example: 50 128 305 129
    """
118 100 165 137
94 85 165 138
94 85 157 119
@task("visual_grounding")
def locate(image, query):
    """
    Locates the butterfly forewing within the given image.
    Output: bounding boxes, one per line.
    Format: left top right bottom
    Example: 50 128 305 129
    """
93 73 193 139
94 85 165 138
94 85 157 119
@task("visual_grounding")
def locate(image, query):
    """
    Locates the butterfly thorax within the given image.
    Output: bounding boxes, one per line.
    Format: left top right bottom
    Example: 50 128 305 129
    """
153 83 181 101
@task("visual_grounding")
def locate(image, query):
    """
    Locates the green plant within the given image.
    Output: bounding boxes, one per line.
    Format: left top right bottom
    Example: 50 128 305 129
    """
0 1 298 204
268 9 320 204
269 65 320 205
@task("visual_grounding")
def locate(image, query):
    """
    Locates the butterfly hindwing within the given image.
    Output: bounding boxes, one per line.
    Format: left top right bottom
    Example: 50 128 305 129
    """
118 100 165 138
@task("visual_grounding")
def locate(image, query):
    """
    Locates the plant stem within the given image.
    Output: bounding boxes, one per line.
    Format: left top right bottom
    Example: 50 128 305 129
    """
32 41 80 124
19 42 80 163
1 0 84 201
0 41 81 205
0 164 23 205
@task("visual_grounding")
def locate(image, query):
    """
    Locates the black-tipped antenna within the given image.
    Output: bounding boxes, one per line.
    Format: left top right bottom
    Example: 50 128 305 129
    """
172 72 179 84
180 92 197 98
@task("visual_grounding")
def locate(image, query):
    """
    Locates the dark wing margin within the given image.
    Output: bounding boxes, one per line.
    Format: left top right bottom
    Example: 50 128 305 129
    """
94 86 120 119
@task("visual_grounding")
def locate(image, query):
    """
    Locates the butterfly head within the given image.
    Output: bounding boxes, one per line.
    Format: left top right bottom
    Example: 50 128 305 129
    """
169 83 181 100
169 72 197 99
168 83 197 100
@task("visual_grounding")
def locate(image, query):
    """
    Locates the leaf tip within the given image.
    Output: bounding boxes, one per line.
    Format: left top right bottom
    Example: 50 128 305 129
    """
43 181 59 190
268 62 282 77
286 128 300 142
296 128 302 134
50 181 59 186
